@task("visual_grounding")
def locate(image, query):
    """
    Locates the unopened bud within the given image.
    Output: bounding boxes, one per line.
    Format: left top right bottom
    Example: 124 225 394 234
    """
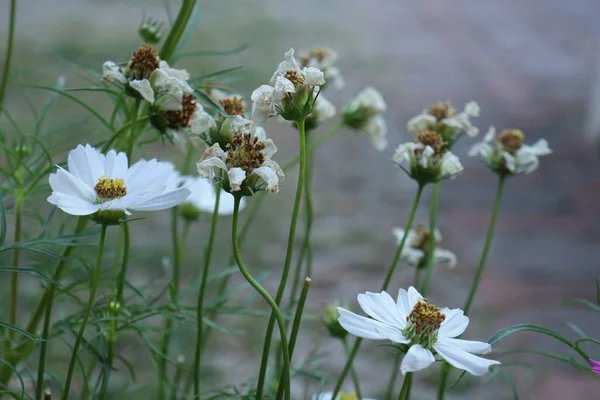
14 144 32 159
108 300 122 314
44 388 52 400
176 354 186 365
322 302 348 339
138 17 164 45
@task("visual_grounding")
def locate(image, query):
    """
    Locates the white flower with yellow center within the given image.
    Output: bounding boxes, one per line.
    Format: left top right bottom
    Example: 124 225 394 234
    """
337 287 500 376
47 144 190 222
468 127 551 176
251 48 326 122
342 87 388 151
392 226 457 268
312 392 375 400
393 131 463 184
196 132 284 195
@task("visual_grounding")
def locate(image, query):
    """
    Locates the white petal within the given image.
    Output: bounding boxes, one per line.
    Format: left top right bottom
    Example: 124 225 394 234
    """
251 165 279 193
528 139 552 156
400 344 435 374
128 187 191 211
357 291 405 329
337 307 409 343
47 192 98 216
103 149 128 178
395 288 412 320
102 61 127 84
406 286 423 310
435 249 457 268
228 167 246 192
67 144 105 186
441 152 463 178
439 308 469 338
274 76 295 96
302 67 326 86
439 338 492 355
129 79 155 104
365 115 388 151
50 168 96 203
407 114 436 135
434 340 500 376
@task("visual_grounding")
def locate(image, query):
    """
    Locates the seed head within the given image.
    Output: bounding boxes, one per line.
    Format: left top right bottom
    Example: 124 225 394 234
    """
94 177 127 199
220 97 245 116
408 300 445 334
413 225 440 254
497 129 524 154
164 94 198 129
226 133 266 174
285 69 305 88
299 48 329 67
128 43 160 80
427 102 453 121
416 130 445 155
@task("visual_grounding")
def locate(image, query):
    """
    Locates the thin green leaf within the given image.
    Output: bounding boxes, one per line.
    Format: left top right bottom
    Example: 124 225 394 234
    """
0 195 6 246
565 298 600 314
174 44 249 61
0 267 57 284
34 75 66 137
190 65 243 83
0 320 40 341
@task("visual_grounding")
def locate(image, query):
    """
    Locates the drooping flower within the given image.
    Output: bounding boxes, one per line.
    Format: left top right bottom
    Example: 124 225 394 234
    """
196 131 284 196
251 48 326 122
337 287 500 376
342 87 388 151
298 47 345 90
590 359 600 376
392 226 457 269
407 101 480 149
102 44 192 106
47 144 190 224
468 127 551 176
393 130 463 185
312 392 375 400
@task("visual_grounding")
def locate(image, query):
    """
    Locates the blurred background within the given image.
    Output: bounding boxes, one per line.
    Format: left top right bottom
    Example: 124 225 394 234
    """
1 0 600 398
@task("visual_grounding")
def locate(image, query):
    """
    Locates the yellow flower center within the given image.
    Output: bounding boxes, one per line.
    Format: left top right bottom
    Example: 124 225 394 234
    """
407 300 445 335
94 177 127 200
339 392 358 400
497 129 524 154
284 69 305 88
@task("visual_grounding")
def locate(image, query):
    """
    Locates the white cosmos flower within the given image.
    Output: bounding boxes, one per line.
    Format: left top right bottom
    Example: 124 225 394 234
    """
197 131 284 195
337 287 500 376
392 227 457 268
407 101 480 144
393 131 463 184
469 127 551 176
312 392 375 400
47 144 190 218
342 87 388 151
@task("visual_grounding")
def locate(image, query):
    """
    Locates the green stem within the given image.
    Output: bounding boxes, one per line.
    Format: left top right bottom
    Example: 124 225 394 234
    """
9 199 23 336
232 196 291 400
342 338 362 398
193 188 221 398
170 356 186 400
282 121 343 171
437 362 450 400
0 0 16 111
115 223 130 303
463 175 505 314
125 99 141 160
275 278 311 399
78 357 96 400
419 182 440 296
35 217 87 400
159 0 197 62
100 342 114 398
332 184 424 399
62 224 108 400
256 119 307 399
397 373 412 400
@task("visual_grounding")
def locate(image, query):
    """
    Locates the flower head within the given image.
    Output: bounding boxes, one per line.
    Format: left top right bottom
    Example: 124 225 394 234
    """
321 301 349 339
298 47 345 90
138 17 164 45
408 101 480 149
392 226 457 269
196 131 283 196
47 144 190 224
251 48 326 122
469 127 551 176
590 359 600 376
337 287 500 376
312 392 375 400
393 130 463 185
342 87 388 151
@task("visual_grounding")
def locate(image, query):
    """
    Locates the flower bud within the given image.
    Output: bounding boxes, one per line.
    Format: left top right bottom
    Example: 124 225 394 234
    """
322 302 348 339
179 202 201 222
138 17 164 45
108 300 122 315
90 210 125 226
14 144 32 160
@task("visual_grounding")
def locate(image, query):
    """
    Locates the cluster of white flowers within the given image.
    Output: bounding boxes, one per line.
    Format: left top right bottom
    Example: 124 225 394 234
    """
251 48 326 122
338 287 500 376
342 87 388 151
469 127 552 175
392 226 457 268
407 101 480 143
298 47 345 90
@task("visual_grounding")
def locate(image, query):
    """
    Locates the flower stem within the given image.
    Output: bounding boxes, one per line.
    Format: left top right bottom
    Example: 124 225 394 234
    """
159 0 197 62
232 196 291 400
9 198 23 336
0 0 16 112
125 98 141 160
331 184 424 399
419 182 440 296
275 278 311 399
256 118 307 399
193 187 221 398
115 223 130 303
397 373 412 400
437 362 451 400
35 217 87 400
463 175 505 314
342 338 363 397
62 224 108 400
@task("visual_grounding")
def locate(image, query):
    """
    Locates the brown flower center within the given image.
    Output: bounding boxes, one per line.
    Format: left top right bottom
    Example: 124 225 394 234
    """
284 69 305 88
164 94 198 129
413 225 440 254
226 133 266 174
497 129 524 153
427 102 453 121
128 43 160 80
95 177 127 199
416 130 445 155
408 300 445 334
299 48 329 67
220 97 245 116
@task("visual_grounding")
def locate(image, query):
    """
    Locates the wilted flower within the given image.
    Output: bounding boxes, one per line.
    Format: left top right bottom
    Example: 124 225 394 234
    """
321 302 349 339
407 101 480 149
590 359 600 376
342 87 387 151
305 93 336 131
312 392 375 400
298 47 345 90
197 131 284 196
138 17 163 44
102 44 192 105
337 287 500 376
251 48 326 122
468 127 551 176
393 130 463 185
392 226 457 269
47 144 190 224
